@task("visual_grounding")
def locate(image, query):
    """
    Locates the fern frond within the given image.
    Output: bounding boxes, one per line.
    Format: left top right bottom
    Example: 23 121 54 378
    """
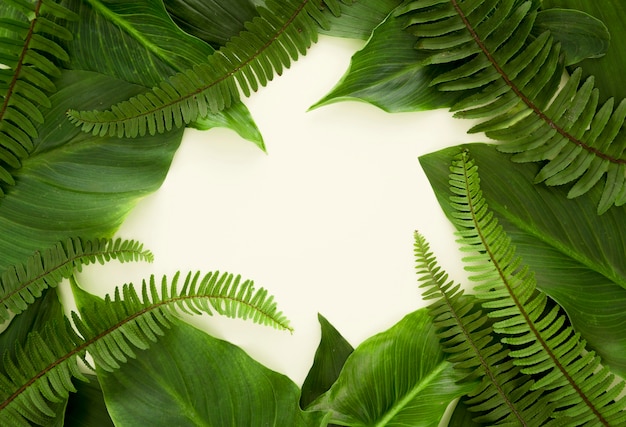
401 0 626 213
66 0 350 138
0 237 153 322
0 270 291 425
449 150 626 425
0 0 77 195
415 232 554 425
0 319 87 427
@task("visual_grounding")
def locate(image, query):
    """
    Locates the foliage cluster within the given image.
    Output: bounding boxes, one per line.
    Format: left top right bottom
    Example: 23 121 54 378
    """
1 0 626 425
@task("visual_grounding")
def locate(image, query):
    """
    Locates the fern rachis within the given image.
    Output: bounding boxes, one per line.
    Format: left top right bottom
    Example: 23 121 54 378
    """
417 150 626 425
66 0 350 139
0 270 292 426
401 0 626 213
0 0 76 194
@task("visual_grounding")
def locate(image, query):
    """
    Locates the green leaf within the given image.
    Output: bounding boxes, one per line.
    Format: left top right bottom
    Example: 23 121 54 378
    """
533 8 610 66
448 400 481 427
419 143 626 378
64 374 114 427
98 320 323 427
319 0 403 40
163 0 259 49
64 0 263 149
308 308 474 426
312 6 461 113
300 314 354 410
543 0 626 102
0 70 181 270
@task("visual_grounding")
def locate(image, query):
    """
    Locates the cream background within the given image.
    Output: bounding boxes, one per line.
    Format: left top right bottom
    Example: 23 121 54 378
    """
75 35 480 386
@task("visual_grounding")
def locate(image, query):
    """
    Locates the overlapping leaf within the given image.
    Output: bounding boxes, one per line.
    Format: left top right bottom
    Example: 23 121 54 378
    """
0 237 152 322
401 0 626 213
66 0 351 138
0 0 77 195
0 270 291 425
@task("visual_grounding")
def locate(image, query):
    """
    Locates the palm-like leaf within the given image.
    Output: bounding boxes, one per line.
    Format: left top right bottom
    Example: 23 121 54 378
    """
401 0 626 213
445 150 626 425
0 237 153 322
0 270 291 426
66 0 350 138
0 0 76 194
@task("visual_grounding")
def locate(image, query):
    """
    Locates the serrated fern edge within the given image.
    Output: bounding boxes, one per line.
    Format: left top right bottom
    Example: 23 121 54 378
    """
65 0 350 139
0 237 154 322
0 270 291 426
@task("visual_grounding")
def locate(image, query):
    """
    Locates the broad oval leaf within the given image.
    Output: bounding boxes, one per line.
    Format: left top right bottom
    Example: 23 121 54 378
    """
98 320 323 426
308 308 475 426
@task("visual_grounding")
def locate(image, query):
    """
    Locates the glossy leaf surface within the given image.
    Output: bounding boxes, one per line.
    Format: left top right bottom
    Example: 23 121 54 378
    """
420 143 626 377
99 320 322 426
309 309 474 426
319 0 403 40
313 7 460 113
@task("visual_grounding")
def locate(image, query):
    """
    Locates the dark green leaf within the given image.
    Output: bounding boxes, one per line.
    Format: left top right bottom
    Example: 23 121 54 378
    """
64 0 263 149
320 0 403 40
0 70 181 270
543 0 626 102
419 143 626 377
164 0 258 49
98 320 323 426
64 374 114 427
534 8 610 66
309 308 474 426
300 314 354 410
448 400 481 427
312 7 461 113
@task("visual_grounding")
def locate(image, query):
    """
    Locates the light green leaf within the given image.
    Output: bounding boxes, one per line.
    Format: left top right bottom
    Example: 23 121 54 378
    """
312 7 460 113
534 8 610 66
419 143 626 377
0 70 181 270
300 314 354 410
309 308 474 426
64 0 263 149
98 320 323 427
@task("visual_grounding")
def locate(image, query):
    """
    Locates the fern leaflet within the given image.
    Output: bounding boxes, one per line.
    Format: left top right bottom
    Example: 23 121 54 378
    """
446 150 626 425
66 0 351 138
401 0 626 213
0 237 153 322
0 270 291 425
0 0 77 195
416 232 559 425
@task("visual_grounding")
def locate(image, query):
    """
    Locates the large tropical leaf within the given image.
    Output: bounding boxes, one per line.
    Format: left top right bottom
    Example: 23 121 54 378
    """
401 0 626 213
0 269 291 425
63 0 264 149
0 70 182 271
308 308 474 426
66 0 350 138
312 4 461 113
420 143 626 378
0 0 77 194
318 0 403 40
63 374 114 427
99 320 322 426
